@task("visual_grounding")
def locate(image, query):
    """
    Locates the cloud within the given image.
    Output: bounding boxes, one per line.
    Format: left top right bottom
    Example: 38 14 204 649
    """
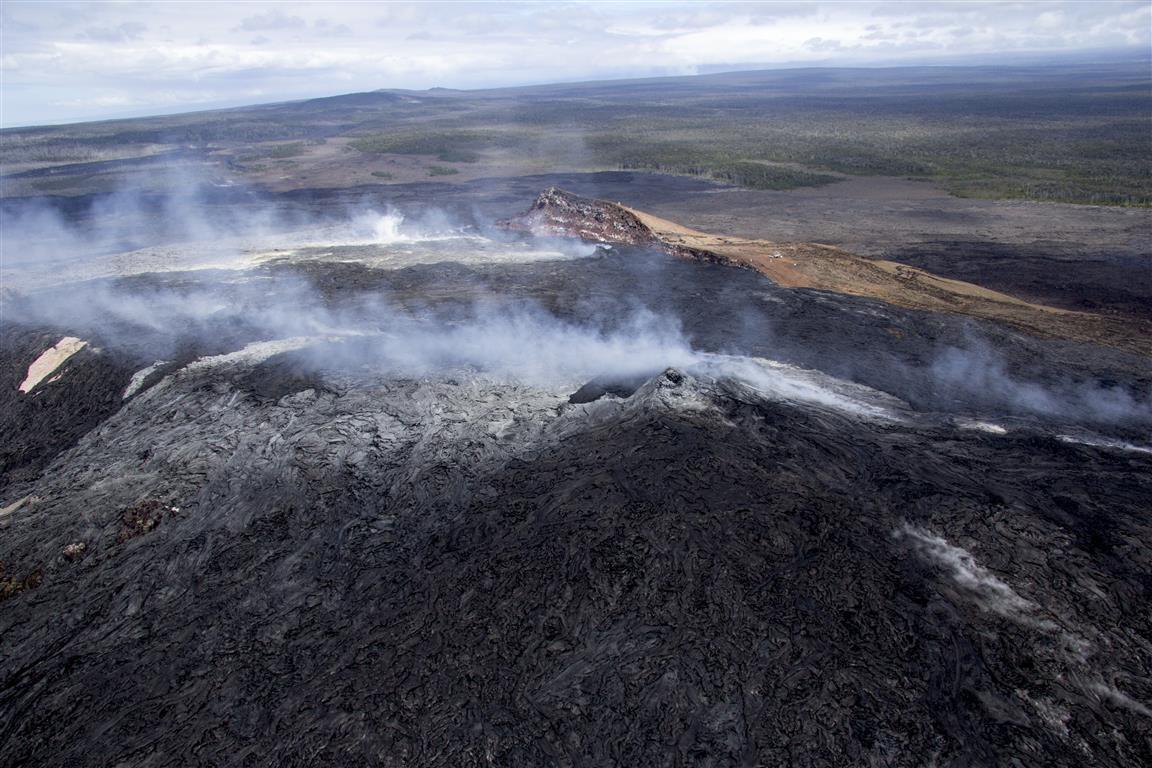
804 37 842 52
314 20 352 38
2 1 1149 126
237 8 306 32
82 22 147 43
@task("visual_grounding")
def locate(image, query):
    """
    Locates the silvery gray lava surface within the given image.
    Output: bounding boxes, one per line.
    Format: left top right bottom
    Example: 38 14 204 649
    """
1 177 1150 767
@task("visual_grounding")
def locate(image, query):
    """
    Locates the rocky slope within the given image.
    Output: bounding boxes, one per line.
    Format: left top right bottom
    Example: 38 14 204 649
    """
1 336 1150 766
502 188 1152 357
500 186 723 263
2 207 1150 766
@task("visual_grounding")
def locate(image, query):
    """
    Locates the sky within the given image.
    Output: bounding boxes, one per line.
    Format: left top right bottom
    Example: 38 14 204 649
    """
1 1 1149 127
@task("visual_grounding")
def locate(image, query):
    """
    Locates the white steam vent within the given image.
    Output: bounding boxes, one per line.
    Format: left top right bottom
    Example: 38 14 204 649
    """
372 212 407 244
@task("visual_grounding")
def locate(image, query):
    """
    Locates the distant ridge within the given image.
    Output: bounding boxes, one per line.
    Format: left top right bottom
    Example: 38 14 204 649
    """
503 188 1152 357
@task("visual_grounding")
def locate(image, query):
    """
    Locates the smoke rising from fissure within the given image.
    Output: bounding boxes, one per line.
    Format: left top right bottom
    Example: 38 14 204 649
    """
929 340 1152 426
3 173 1149 430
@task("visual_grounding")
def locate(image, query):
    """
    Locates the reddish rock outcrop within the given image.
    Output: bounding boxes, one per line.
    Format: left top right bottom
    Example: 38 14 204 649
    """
500 187 742 267
499 187 660 246
501 188 1151 356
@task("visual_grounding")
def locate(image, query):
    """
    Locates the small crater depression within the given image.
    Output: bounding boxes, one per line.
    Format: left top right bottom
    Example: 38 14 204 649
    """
568 370 660 404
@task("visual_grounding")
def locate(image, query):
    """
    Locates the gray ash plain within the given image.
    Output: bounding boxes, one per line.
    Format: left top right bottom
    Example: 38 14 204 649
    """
1 174 1151 767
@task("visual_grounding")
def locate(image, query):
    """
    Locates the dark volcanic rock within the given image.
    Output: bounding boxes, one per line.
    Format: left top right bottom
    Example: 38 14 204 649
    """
500 186 662 246
237 353 332 402
1 225 1150 766
0 354 1150 767
499 187 729 265
883 240 1152 321
0 328 135 495
567 370 657 403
